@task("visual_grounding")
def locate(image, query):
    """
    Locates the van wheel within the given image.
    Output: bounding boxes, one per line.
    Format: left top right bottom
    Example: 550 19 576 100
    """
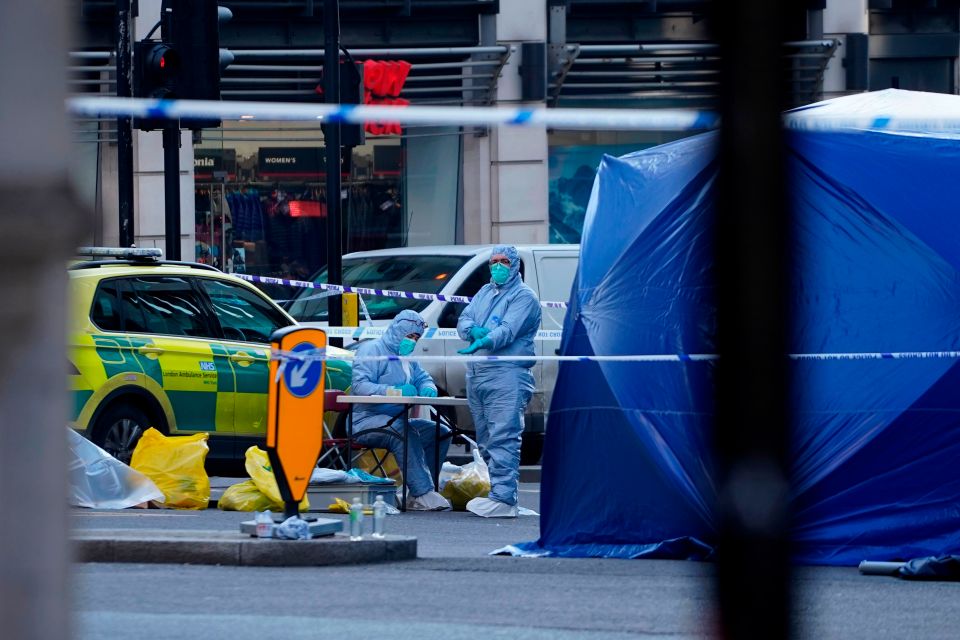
92 402 153 465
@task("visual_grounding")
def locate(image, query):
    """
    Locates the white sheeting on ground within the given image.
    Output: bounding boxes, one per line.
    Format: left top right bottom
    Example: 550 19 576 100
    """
67 428 164 509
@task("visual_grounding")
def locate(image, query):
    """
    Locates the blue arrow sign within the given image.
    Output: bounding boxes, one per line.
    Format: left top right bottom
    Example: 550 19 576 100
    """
283 341 323 398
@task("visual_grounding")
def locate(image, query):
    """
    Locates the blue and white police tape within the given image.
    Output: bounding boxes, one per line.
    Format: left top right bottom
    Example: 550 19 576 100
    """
271 347 960 366
68 96 960 134
234 272 569 309
787 350 960 361
272 347 718 365
67 96 719 132
323 326 564 342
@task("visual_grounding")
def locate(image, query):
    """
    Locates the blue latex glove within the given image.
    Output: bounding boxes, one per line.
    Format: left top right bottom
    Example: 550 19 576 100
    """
399 384 418 397
458 337 492 355
419 387 438 398
468 326 490 342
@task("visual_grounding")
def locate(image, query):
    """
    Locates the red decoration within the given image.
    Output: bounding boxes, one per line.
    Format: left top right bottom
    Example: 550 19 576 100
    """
362 60 411 135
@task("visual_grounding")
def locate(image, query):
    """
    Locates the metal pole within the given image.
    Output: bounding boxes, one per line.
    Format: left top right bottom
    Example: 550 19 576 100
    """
163 123 182 260
116 0 135 247
714 0 793 638
324 0 343 339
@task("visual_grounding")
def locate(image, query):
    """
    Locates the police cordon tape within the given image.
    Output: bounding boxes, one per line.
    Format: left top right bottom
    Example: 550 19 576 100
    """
67 96 960 133
322 325 564 342
68 96 719 131
273 348 717 372
233 272 569 309
271 347 960 367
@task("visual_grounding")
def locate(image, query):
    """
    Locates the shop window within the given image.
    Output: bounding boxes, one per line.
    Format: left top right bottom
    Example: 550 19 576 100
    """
548 130 689 244
194 130 412 300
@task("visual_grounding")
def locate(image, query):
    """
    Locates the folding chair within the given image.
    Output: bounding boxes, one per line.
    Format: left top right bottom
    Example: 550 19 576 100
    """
316 389 352 470
337 399 459 509
336 402 406 481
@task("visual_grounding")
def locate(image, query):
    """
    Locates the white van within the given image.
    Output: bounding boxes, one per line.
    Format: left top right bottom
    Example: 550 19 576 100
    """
286 244 580 463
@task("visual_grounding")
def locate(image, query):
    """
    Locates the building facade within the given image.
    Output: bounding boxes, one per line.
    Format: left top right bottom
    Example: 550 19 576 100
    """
71 0 960 280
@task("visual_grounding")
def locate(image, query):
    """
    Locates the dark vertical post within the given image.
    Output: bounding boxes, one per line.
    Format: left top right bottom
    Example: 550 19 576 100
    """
163 123 182 260
116 0 135 247
714 1 793 638
0 0 77 635
324 0 343 341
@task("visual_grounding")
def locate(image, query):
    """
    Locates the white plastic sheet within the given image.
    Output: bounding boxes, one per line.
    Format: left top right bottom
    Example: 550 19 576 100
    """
67 428 164 509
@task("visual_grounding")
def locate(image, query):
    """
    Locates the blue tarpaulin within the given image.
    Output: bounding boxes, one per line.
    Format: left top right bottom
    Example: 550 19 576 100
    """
514 90 960 566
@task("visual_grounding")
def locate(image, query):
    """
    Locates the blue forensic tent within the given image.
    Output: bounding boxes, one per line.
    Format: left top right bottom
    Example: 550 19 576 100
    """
519 90 960 566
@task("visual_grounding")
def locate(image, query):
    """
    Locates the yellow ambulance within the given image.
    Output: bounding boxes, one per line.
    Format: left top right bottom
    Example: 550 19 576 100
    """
68 248 351 463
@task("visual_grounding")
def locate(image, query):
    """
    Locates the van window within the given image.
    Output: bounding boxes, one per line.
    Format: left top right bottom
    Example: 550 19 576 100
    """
536 255 578 303
536 254 578 329
437 258 526 328
287 255 471 322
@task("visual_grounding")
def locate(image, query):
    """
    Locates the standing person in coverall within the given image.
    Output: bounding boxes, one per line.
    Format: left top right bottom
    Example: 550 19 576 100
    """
352 310 451 510
457 245 542 517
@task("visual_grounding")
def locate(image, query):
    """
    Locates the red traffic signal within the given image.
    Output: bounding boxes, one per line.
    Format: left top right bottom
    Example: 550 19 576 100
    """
134 42 180 99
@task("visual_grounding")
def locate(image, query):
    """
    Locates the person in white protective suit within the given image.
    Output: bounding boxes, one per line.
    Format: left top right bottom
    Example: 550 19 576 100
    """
351 309 452 511
456 245 542 518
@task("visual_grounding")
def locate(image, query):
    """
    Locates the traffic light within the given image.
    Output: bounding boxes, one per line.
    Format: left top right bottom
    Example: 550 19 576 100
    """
317 60 365 148
340 61 365 148
133 41 179 99
133 40 180 130
168 0 233 129
132 0 233 131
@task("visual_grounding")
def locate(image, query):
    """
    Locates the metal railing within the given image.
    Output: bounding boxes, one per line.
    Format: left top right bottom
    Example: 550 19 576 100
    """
550 40 839 108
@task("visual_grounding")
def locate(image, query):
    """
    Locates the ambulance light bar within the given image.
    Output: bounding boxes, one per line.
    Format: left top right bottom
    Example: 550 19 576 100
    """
75 247 163 261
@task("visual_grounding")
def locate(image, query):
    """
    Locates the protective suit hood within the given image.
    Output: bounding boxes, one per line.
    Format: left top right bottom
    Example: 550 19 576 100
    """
382 309 427 353
491 244 521 288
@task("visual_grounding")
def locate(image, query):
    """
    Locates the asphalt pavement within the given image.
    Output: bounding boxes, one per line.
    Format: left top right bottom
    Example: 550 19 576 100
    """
70 476 960 639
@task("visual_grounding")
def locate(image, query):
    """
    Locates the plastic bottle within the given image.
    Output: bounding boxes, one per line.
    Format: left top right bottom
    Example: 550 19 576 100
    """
255 510 273 539
372 495 386 538
349 497 364 541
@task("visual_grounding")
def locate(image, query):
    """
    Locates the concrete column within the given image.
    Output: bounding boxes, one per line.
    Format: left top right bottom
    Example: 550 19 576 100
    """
821 0 869 99
462 132 493 244
490 0 549 244
0 0 84 639
461 0 549 244
133 0 195 258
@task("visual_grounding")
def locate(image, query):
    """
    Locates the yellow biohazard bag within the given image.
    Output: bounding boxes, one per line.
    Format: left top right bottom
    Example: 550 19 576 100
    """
217 479 278 512
243 446 309 512
130 428 210 510
441 438 490 511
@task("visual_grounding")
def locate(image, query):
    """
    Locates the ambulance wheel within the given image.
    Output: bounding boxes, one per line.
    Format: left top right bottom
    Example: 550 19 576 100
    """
92 401 153 465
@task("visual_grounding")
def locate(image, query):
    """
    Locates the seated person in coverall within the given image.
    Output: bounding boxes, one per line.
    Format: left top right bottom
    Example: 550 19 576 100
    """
457 245 542 518
351 309 452 511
